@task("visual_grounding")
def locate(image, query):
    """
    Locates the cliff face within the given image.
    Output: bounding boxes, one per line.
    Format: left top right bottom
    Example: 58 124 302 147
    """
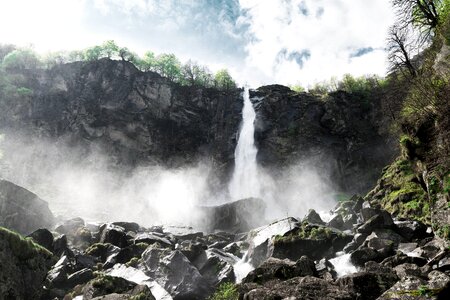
1 59 243 168
0 59 397 194
251 85 396 193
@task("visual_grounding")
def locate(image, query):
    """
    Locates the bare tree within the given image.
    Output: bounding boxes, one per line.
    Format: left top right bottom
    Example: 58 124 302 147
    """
392 0 441 44
387 24 419 78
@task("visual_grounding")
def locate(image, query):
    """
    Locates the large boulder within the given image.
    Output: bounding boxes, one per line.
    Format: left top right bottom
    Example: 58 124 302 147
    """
142 245 212 299
0 226 54 299
203 198 267 232
239 275 354 300
0 180 54 234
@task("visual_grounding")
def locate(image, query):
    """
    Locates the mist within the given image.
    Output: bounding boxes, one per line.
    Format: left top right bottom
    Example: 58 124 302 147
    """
0 131 338 230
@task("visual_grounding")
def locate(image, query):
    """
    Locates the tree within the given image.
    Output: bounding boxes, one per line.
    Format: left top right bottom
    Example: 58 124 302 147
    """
180 60 214 87
101 40 119 59
155 53 182 82
84 45 104 61
387 25 418 78
392 0 444 44
139 51 157 72
214 69 236 90
2 49 40 70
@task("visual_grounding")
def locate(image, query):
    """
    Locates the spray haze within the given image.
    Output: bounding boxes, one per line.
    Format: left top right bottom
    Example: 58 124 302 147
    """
0 94 339 229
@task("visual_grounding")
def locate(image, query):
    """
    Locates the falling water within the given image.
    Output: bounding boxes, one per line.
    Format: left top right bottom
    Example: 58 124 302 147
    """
228 87 260 199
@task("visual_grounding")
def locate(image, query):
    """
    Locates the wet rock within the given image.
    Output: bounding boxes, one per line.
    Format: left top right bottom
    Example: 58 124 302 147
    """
395 220 429 241
55 217 85 236
106 264 173 300
223 242 242 258
82 274 155 300
438 256 450 271
135 232 173 248
327 214 344 230
316 258 337 280
428 270 450 290
381 253 428 268
99 224 128 248
0 227 54 299
304 209 325 225
394 263 423 278
242 256 316 284
246 217 300 267
85 242 121 264
177 240 206 266
112 222 140 233
337 268 398 300
66 268 94 288
198 248 237 287
240 275 354 300
53 234 72 257
377 276 427 299
142 245 212 299
27 228 54 252
204 197 267 232
0 180 54 235
349 247 380 266
357 213 394 234
398 242 418 254
46 255 71 288
360 208 394 225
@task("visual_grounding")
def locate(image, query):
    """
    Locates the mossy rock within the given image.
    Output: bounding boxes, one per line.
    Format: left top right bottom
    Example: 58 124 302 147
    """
0 226 54 299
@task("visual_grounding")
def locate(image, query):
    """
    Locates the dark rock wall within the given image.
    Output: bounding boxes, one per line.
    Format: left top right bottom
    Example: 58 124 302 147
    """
251 85 397 193
0 60 397 194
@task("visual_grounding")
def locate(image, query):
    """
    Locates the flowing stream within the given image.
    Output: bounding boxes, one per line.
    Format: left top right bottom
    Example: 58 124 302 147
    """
228 87 261 200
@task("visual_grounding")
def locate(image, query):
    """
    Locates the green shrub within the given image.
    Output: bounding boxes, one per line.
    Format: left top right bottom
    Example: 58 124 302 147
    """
209 282 239 300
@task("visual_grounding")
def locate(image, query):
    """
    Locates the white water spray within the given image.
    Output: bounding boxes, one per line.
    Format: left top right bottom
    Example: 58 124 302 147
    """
228 87 261 200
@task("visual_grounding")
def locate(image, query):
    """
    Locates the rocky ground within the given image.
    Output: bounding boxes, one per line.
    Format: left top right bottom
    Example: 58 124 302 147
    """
1 179 449 300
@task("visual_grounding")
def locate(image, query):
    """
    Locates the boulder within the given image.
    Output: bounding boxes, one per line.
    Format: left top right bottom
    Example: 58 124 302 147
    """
99 224 129 248
0 226 54 299
337 268 398 300
112 221 140 233
197 248 237 287
394 220 429 241
303 209 325 225
203 197 266 232
81 274 156 300
134 232 173 248
245 217 300 267
142 245 212 299
377 276 427 299
27 228 54 252
0 180 54 235
240 275 354 300
349 247 380 266
242 256 316 284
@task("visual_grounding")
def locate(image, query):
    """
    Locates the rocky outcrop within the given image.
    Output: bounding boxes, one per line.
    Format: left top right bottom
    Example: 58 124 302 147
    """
0 226 54 299
0 59 243 172
251 85 396 193
0 179 54 235
0 60 397 194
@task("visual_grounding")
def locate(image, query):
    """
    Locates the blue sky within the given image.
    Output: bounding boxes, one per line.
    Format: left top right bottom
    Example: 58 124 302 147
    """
0 0 394 87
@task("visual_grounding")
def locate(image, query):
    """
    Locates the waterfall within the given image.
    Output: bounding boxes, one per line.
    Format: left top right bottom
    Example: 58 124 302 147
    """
228 87 260 200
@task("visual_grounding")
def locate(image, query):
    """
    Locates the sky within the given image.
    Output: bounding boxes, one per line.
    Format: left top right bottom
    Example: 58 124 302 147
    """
0 0 395 87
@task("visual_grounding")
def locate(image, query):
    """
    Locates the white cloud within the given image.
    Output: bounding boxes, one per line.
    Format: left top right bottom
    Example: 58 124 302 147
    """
0 0 395 87
236 0 395 87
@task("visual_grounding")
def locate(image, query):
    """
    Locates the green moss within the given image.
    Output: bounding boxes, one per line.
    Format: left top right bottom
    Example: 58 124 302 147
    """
0 226 52 260
90 274 135 296
273 223 333 244
126 257 140 268
85 243 112 256
437 225 450 240
208 282 239 300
